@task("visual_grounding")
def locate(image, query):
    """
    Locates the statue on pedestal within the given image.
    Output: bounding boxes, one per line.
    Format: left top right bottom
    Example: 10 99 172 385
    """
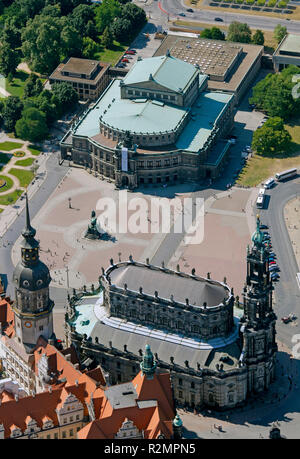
84 210 102 240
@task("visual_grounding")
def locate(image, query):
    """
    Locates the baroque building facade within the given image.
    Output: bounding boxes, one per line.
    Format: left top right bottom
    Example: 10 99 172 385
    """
66 217 277 411
60 54 235 188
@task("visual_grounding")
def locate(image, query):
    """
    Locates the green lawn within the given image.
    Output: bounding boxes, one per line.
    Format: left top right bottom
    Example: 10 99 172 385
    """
8 168 34 188
0 175 14 193
15 157 35 167
5 71 29 98
236 119 300 187
0 189 23 206
0 141 23 151
95 40 128 65
28 145 42 156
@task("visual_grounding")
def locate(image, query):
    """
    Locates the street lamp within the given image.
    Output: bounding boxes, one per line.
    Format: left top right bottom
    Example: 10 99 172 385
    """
65 266 70 289
68 197 72 209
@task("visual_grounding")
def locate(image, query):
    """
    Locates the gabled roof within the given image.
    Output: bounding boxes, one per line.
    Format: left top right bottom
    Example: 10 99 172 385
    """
122 55 198 94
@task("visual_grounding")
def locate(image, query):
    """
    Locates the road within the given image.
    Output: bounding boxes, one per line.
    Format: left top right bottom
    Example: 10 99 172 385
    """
139 0 300 33
259 177 300 350
0 152 69 310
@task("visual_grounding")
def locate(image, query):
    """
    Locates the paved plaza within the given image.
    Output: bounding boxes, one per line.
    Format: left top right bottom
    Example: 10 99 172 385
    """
11 168 258 300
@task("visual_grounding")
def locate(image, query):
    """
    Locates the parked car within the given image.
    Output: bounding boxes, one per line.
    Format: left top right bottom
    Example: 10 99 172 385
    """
122 58 129 63
269 261 277 265
125 50 136 55
269 252 276 257
215 17 223 21
187 8 194 12
269 265 280 272
260 224 269 230
179 12 186 16
281 316 291 324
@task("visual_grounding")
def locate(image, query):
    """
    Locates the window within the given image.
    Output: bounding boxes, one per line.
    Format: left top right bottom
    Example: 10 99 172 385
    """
70 416 73 422
39 326 43 331
47 434 51 439
179 390 183 398
179 378 183 386
54 433 58 439
62 431 66 439
191 382 195 389
70 429 74 437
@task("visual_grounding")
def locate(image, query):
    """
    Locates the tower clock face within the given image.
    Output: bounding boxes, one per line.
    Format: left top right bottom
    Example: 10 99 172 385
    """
24 321 32 328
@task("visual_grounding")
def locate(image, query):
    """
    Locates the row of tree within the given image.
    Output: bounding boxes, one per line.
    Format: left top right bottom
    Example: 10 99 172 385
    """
0 77 78 141
200 22 288 47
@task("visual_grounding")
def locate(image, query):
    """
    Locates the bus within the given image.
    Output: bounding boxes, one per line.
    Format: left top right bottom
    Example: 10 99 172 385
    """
256 195 264 208
275 168 298 182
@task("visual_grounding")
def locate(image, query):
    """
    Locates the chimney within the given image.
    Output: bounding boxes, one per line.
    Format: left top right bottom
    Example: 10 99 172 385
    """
75 380 78 387
49 386 52 393
14 394 18 402
65 354 71 362
74 363 80 370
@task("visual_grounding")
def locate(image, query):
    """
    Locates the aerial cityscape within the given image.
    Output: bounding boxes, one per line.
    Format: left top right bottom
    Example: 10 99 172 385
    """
0 0 299 444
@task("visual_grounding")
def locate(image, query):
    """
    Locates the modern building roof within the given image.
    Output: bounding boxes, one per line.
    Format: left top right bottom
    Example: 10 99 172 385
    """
122 55 200 94
277 33 300 56
154 35 263 95
109 264 229 307
49 57 110 84
154 38 242 80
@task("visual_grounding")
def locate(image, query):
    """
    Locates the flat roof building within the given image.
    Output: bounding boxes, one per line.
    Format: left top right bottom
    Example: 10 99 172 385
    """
49 57 111 101
154 35 263 104
273 33 300 72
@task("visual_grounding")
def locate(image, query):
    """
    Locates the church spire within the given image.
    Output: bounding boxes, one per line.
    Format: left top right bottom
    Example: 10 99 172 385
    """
22 193 37 240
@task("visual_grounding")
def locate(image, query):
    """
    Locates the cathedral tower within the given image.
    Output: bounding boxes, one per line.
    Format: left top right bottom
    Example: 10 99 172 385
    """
12 194 55 353
240 216 277 393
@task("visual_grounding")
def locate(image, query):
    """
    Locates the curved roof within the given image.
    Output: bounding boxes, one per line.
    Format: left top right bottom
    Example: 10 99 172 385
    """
108 264 229 308
13 261 51 291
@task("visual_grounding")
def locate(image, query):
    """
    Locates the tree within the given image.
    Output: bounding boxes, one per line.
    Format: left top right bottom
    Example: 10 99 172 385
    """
0 40 19 77
227 21 252 43
21 15 62 74
274 24 287 44
252 117 292 156
200 27 225 40
250 65 300 121
69 3 95 36
111 17 131 42
60 22 83 58
23 73 38 98
95 0 122 34
15 107 48 141
102 26 113 48
51 82 78 116
1 21 21 49
2 96 23 132
121 2 147 31
252 30 264 46
82 37 99 59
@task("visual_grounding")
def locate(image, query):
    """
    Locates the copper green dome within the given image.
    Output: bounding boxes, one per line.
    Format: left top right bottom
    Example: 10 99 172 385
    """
173 413 183 427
